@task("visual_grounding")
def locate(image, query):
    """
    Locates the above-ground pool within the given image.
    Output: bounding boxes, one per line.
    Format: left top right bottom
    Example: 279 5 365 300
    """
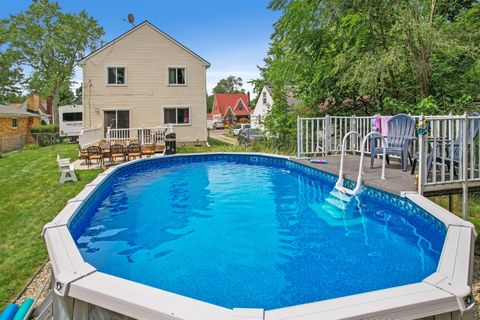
70 154 445 310
44 153 476 320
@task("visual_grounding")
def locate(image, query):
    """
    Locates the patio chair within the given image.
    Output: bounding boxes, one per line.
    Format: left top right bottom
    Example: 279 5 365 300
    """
78 144 88 163
141 142 156 157
57 155 77 184
110 144 126 164
419 112 480 178
370 114 416 172
127 143 142 161
86 146 103 168
99 139 111 164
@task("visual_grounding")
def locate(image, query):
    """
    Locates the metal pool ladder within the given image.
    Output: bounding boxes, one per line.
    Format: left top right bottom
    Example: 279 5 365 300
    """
335 131 387 195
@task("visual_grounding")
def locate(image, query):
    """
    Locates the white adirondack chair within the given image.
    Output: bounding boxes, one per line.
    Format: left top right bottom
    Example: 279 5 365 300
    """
57 155 78 184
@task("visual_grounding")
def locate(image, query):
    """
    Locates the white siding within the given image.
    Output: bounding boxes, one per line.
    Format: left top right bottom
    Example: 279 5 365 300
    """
251 86 273 129
81 23 208 143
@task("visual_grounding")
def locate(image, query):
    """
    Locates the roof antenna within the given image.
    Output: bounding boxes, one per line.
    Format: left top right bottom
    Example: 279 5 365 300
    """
124 13 135 27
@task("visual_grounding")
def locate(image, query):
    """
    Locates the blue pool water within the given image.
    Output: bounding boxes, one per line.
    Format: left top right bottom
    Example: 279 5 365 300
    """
71 155 446 310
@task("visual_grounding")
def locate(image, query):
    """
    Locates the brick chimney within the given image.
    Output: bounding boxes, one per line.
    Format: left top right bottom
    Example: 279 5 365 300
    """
247 91 251 103
26 93 40 113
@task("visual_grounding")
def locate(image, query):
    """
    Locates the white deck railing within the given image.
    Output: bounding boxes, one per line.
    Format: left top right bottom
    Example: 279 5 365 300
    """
106 125 174 145
417 114 480 184
298 113 479 197
78 127 103 149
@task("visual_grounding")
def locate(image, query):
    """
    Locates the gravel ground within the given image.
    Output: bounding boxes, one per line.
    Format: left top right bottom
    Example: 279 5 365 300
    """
13 256 480 319
15 262 51 309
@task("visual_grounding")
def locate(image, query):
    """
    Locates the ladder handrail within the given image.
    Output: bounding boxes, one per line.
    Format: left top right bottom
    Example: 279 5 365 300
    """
353 132 387 194
335 131 362 190
335 131 387 195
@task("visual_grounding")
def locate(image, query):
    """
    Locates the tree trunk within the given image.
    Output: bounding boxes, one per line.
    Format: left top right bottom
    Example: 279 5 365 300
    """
51 85 61 125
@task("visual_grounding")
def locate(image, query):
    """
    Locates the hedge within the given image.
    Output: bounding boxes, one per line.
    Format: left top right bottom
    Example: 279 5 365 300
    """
30 124 59 134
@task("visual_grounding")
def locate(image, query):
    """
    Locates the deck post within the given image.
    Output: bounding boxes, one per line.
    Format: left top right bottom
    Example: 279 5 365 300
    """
351 115 356 153
325 115 331 155
297 116 301 158
461 113 469 220
417 114 424 194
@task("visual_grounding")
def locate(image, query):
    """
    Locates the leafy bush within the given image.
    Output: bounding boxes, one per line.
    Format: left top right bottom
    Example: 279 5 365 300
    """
30 124 59 134
30 125 59 146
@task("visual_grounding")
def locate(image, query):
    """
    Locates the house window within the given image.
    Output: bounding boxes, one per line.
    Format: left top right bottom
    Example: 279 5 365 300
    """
107 67 126 85
164 107 190 124
12 118 18 128
262 92 267 104
62 112 83 122
238 101 244 110
168 68 186 85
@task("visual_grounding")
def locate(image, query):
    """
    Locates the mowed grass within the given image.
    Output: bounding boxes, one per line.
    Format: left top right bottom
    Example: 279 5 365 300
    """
177 137 295 155
430 194 480 251
0 144 102 309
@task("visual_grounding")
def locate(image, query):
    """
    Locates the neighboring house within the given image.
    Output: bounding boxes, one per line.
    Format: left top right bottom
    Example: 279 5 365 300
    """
59 104 83 137
9 92 52 125
0 104 41 152
211 93 252 124
206 113 215 128
251 85 299 129
79 20 210 144
251 86 273 129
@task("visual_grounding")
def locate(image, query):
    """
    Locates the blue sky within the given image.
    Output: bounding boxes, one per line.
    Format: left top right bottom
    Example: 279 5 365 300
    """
1 0 280 94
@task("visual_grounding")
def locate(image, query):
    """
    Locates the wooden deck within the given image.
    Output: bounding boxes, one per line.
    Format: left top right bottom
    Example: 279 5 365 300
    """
294 155 480 197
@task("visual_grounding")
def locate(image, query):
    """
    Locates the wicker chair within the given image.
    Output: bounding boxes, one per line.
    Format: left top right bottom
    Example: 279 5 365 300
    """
127 143 142 161
141 142 156 157
98 140 111 164
78 144 88 163
128 139 140 145
86 146 103 168
110 144 126 165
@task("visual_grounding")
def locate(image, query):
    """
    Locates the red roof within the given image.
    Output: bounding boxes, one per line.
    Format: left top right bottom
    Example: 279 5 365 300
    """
207 113 213 119
211 93 252 118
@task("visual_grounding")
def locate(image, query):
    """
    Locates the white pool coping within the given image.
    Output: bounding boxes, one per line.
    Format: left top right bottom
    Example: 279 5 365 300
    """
43 153 477 320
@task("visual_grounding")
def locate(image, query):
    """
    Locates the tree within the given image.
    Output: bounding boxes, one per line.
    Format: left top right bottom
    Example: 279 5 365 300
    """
255 0 480 144
212 76 245 94
206 94 214 113
2 0 104 123
0 23 24 104
74 84 82 104
58 81 75 105
0 49 24 104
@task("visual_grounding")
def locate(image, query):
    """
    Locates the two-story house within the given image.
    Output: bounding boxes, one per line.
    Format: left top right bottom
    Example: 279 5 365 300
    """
79 21 210 144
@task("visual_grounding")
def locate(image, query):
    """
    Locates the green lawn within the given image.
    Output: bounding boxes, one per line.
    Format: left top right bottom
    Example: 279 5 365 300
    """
177 137 295 155
0 144 102 309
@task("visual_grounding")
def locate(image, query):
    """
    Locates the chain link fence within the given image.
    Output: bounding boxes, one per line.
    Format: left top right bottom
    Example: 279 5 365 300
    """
0 133 64 154
429 192 480 219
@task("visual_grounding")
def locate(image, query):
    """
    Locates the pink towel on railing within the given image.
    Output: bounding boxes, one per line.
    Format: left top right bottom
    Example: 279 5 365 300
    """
373 115 381 133
380 116 391 136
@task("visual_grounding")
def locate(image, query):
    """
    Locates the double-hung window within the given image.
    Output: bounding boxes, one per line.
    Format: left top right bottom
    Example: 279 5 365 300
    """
12 118 18 129
262 92 267 104
168 67 186 85
164 107 190 125
107 67 126 85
